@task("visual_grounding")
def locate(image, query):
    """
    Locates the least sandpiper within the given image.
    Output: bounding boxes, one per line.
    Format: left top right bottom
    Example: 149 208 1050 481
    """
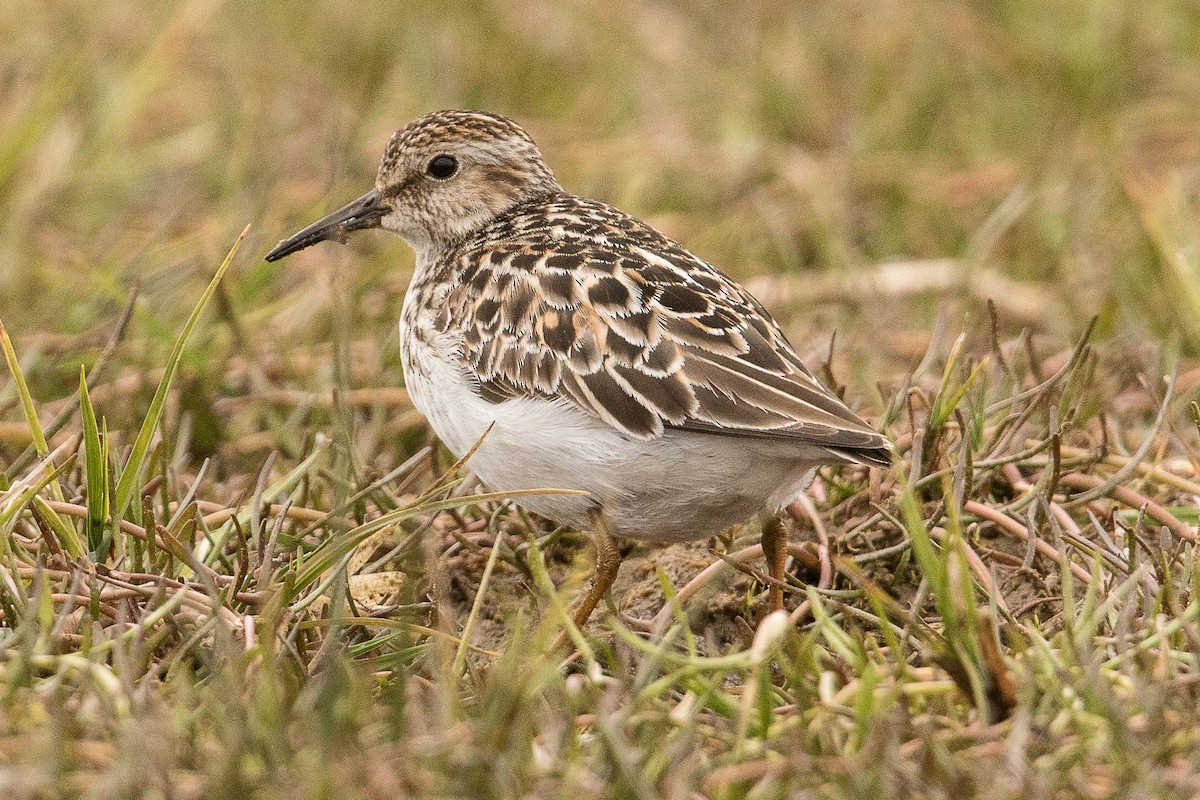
266 110 890 631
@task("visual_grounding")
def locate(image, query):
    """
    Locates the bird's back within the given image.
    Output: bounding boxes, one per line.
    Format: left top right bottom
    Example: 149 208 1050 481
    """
416 192 891 469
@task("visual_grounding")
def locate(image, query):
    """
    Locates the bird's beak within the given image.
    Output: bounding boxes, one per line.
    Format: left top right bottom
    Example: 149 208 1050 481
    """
264 188 387 262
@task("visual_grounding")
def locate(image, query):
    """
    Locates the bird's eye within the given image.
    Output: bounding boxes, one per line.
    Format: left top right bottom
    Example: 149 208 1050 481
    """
427 154 458 180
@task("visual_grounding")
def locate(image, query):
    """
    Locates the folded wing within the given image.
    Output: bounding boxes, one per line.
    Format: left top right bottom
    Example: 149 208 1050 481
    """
449 199 892 469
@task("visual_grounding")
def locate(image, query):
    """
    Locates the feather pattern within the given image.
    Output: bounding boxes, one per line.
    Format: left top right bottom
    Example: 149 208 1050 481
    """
412 193 891 468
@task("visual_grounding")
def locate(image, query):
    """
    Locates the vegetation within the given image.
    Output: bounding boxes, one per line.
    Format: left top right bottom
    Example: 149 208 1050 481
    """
2 1 1199 797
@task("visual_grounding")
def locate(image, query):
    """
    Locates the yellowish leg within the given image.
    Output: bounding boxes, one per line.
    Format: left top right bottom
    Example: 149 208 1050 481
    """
554 511 622 649
760 517 789 613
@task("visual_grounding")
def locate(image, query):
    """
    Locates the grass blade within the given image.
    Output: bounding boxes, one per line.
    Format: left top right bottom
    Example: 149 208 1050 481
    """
79 366 109 557
0 318 76 550
0 321 50 457
111 225 248 525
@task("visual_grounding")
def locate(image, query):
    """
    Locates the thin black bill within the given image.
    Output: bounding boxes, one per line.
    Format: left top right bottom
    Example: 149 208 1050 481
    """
264 188 387 262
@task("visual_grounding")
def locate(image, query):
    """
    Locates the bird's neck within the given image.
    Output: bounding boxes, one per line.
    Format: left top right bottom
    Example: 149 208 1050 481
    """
414 186 565 262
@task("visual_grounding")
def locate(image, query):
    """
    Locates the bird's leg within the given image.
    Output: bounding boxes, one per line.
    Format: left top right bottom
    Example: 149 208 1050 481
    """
572 511 622 629
760 516 790 613
555 511 622 649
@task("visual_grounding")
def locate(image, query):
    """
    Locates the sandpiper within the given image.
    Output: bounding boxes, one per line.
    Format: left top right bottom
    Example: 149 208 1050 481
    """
266 110 890 632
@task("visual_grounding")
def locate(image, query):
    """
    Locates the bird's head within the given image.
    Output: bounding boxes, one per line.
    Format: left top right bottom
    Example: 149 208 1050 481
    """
265 110 561 262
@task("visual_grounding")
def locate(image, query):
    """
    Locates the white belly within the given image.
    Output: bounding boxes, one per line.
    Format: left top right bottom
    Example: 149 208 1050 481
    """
401 327 823 541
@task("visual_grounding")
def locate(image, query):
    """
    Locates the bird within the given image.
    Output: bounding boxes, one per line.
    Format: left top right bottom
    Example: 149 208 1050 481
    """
266 110 891 635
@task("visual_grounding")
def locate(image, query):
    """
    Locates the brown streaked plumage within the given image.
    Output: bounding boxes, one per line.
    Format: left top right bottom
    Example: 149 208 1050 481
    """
434 194 889 459
267 110 892 641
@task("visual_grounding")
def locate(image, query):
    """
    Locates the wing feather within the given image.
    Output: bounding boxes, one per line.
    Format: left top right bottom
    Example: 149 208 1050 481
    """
442 196 891 467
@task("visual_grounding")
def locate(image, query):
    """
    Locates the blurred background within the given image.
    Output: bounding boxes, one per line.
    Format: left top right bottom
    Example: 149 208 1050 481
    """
2 0 1199 474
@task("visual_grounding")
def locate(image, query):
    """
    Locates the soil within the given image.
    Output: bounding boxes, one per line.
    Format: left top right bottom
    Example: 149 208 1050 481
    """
400 493 1070 659
435 531 767 657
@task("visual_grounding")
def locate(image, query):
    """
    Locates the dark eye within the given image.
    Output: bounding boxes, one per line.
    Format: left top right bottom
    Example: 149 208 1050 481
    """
427 154 458 179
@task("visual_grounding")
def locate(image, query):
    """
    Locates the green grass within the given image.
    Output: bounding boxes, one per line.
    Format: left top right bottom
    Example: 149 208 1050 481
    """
2 1 1200 797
